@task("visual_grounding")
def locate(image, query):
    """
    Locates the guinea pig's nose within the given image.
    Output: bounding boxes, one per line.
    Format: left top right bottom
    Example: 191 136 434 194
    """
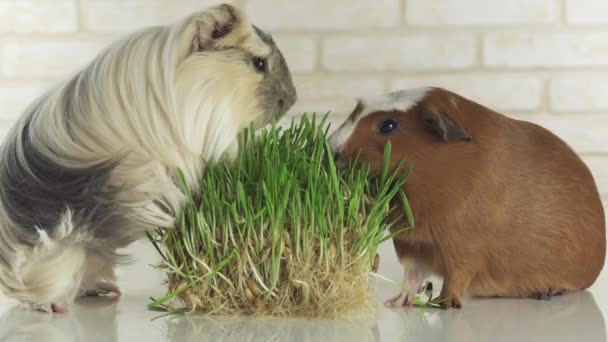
278 98 285 109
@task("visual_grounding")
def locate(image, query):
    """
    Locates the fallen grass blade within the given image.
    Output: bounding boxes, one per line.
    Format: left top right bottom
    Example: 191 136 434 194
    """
148 250 237 309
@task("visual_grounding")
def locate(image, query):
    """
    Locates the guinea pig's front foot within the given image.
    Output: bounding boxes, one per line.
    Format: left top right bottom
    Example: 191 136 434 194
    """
384 290 418 307
384 270 426 307
33 303 68 314
431 272 471 309
80 283 121 299
431 295 463 309
532 289 564 301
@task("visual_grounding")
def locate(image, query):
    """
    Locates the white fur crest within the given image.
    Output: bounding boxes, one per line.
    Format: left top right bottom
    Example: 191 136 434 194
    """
329 88 430 154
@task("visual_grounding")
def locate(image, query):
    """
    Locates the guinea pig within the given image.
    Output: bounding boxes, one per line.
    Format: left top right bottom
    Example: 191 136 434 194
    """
0 4 296 313
329 87 605 309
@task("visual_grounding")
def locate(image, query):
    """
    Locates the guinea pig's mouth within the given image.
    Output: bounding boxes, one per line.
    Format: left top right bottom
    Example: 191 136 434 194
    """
333 152 348 169
252 112 277 128
273 110 288 122
251 105 291 128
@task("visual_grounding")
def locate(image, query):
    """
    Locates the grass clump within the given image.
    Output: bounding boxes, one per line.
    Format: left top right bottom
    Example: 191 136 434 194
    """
147 115 413 318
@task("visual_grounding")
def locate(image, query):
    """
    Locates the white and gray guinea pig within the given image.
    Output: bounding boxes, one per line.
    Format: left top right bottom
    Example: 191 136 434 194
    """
0 4 296 313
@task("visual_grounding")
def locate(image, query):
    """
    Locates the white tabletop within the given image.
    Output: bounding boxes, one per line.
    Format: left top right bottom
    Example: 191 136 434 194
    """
0 240 606 342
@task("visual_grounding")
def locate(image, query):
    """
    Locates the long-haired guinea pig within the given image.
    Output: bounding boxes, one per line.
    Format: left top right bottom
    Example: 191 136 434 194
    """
329 87 605 309
0 4 296 313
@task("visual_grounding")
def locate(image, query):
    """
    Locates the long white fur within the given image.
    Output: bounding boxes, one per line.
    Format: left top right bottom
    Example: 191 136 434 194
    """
0 5 286 311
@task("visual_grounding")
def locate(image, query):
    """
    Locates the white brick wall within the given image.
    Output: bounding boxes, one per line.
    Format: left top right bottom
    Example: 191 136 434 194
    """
391 74 542 112
0 0 78 33
566 0 608 25
271 34 317 73
81 0 233 33
0 35 114 78
550 74 608 112
515 113 608 155
322 34 477 71
0 0 606 199
246 0 401 30
407 0 559 26
484 31 608 68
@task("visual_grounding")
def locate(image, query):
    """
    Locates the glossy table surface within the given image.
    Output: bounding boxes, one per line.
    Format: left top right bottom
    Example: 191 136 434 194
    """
1 240 606 342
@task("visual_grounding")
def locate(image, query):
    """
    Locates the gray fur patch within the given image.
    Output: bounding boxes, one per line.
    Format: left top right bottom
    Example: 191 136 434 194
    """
253 26 297 124
0 119 122 245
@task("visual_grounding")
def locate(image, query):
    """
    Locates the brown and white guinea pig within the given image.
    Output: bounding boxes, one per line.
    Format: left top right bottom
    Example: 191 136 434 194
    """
0 4 296 313
329 87 605 309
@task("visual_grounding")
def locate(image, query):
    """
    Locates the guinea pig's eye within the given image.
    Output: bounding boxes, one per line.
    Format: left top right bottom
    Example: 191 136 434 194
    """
378 119 400 135
252 57 267 73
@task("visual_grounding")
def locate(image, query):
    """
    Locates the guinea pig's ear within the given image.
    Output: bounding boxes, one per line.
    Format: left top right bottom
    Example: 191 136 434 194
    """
420 109 472 143
189 4 247 53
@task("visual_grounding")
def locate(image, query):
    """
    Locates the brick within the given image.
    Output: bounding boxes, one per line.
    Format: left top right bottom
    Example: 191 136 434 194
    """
567 0 608 25
83 0 247 33
514 114 608 154
287 75 386 116
0 0 77 33
271 35 317 73
289 99 358 118
294 75 385 101
407 0 558 26
165 0 240 22
0 82 54 120
484 32 608 68
246 0 400 30
83 0 167 32
0 36 114 79
583 156 608 199
290 74 385 115
391 74 542 111
550 74 608 111
323 34 477 71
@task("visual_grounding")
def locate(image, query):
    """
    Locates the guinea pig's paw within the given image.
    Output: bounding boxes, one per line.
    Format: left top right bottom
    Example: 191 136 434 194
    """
80 284 121 299
431 295 462 310
532 289 564 301
384 291 407 307
32 303 68 314
384 291 418 307
384 271 427 307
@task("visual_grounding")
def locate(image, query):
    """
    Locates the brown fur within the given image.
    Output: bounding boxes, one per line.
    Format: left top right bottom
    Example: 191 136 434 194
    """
335 88 606 308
